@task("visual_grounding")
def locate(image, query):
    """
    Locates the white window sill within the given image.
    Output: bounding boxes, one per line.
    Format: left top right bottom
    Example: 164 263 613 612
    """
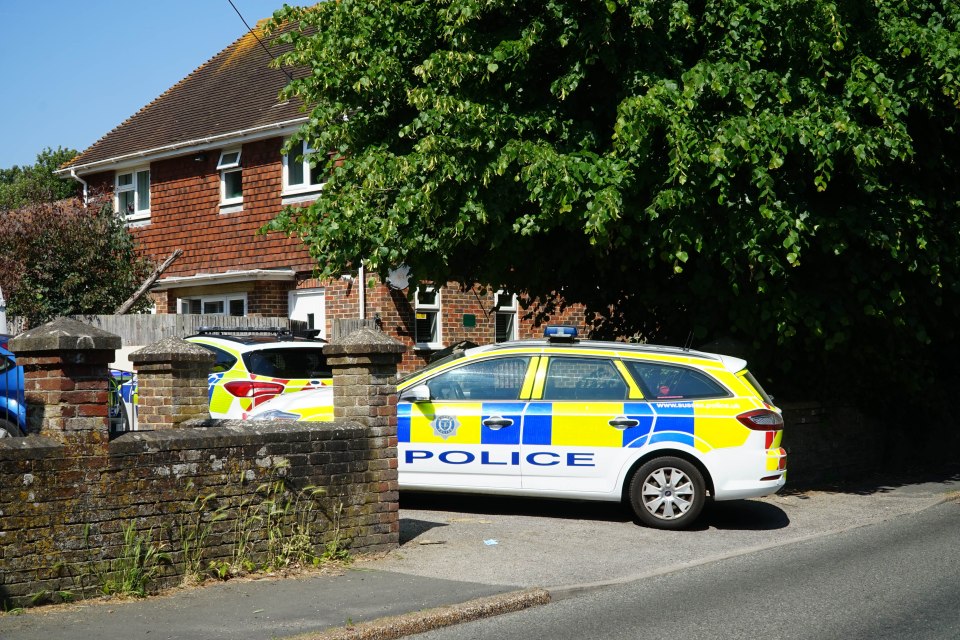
219 202 243 214
281 187 324 205
413 343 445 352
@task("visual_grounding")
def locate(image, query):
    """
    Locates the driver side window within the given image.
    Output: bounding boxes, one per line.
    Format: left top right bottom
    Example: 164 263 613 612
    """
426 357 530 401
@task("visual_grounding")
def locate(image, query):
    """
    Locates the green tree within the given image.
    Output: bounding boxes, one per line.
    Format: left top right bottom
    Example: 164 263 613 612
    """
0 197 155 328
265 1 960 396
0 147 79 211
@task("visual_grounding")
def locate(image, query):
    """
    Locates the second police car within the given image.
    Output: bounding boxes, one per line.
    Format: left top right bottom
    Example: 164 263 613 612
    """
249 326 786 529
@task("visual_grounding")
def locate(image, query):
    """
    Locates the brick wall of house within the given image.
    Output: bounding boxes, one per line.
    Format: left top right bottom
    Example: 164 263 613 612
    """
86 137 315 280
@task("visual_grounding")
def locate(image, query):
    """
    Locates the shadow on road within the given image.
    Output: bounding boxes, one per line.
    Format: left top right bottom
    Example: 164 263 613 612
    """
783 465 960 497
400 491 792 532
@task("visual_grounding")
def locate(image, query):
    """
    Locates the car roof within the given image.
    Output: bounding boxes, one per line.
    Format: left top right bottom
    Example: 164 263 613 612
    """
462 338 748 372
185 327 326 348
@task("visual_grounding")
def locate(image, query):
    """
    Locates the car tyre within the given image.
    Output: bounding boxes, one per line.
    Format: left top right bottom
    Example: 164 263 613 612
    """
0 418 23 438
629 456 705 530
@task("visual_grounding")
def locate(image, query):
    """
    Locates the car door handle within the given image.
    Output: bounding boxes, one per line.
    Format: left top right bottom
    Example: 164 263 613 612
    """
482 416 514 430
609 416 640 430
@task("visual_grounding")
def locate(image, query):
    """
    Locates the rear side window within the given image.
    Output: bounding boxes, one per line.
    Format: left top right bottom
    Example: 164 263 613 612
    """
542 357 628 401
243 348 331 379
0 355 13 375
625 361 728 400
741 370 774 404
201 345 238 374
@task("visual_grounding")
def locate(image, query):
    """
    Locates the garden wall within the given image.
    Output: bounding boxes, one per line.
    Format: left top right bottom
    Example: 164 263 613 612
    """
0 319 403 608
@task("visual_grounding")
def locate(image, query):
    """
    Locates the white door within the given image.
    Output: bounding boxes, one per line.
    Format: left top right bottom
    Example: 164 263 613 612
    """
288 288 326 338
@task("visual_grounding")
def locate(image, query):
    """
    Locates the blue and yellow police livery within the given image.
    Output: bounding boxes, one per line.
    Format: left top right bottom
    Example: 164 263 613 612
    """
396 326 786 529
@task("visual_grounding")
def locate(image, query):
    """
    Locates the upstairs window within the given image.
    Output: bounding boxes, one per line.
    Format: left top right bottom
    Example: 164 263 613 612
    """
494 291 518 343
218 149 243 205
283 139 326 194
116 168 150 221
414 286 441 349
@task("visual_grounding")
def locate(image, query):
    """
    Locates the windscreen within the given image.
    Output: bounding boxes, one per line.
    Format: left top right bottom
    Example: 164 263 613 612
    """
243 348 331 379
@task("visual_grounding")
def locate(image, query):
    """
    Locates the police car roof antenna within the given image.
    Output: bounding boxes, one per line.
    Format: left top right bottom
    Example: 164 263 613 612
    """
683 330 694 352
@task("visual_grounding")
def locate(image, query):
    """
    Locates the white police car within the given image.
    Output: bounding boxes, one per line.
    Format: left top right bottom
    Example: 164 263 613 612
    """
395 326 786 529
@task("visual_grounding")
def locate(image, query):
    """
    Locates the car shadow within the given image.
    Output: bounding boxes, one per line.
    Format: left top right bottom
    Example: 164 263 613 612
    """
401 491 791 532
400 491 634 524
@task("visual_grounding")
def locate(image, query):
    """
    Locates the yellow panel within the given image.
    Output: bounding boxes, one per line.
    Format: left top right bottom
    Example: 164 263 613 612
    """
520 357 540 400
614 360 644 399
297 406 334 421
693 400 750 451
551 402 624 447
408 402 483 444
531 357 549 398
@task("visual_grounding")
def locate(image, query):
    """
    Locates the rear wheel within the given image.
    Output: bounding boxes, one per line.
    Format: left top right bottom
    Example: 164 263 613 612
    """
0 419 22 438
628 456 705 530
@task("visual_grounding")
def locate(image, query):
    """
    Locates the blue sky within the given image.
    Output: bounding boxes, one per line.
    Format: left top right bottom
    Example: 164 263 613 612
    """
0 1 288 168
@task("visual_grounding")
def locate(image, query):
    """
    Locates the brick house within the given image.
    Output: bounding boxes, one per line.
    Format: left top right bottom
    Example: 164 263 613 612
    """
59 21 584 372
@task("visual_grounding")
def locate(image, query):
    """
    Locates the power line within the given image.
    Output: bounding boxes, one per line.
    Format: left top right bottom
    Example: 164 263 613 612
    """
227 0 295 82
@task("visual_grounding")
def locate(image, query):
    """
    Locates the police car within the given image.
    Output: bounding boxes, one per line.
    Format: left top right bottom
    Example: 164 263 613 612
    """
249 326 786 529
187 327 331 420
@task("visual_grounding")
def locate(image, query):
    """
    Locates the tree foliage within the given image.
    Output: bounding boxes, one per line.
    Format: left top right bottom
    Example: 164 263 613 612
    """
266 0 960 395
0 147 79 211
0 197 155 328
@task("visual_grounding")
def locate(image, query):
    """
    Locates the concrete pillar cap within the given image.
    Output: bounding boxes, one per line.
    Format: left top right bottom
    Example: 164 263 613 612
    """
129 337 215 364
8 317 121 353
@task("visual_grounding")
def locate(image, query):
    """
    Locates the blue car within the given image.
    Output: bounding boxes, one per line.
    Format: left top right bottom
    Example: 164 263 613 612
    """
0 334 26 437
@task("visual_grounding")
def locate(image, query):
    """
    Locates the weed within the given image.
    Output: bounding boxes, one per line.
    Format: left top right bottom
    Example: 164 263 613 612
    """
95 521 170 598
178 489 227 585
319 501 352 564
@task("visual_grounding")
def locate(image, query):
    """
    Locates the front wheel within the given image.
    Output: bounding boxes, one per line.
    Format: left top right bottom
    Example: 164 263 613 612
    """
628 457 706 530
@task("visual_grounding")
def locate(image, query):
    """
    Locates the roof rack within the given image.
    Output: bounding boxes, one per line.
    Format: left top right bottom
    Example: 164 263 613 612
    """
196 326 294 338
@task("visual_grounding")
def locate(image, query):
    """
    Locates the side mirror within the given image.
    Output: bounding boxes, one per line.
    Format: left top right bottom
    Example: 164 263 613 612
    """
398 383 431 403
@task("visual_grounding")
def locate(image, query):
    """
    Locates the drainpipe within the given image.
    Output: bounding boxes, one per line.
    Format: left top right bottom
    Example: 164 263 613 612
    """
0 286 7 335
358 264 366 320
69 169 88 206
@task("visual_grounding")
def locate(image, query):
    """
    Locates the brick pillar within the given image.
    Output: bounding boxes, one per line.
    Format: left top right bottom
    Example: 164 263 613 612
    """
7 317 120 444
325 327 406 549
129 337 215 430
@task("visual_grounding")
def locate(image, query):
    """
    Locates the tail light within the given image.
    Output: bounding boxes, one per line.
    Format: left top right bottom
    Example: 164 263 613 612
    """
223 380 286 406
736 409 784 430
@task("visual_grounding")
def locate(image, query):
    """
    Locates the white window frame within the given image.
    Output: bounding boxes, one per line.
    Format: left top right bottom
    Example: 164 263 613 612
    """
414 286 442 350
177 293 248 316
218 149 243 206
494 290 518 343
115 167 150 222
282 138 326 197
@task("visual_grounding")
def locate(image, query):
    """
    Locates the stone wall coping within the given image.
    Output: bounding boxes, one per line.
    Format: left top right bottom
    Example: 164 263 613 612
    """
0 436 62 458
108 419 366 453
8 317 121 353
325 327 406 357
129 337 216 364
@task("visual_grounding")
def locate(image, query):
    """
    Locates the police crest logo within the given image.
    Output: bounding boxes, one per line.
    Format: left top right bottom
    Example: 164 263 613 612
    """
432 415 460 439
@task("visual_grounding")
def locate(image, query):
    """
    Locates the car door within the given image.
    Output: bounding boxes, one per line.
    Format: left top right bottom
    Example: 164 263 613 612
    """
521 355 650 494
398 355 536 490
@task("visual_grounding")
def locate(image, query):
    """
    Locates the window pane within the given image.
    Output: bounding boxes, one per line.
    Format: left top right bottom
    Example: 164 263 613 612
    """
119 190 135 215
203 300 225 314
223 170 242 200
543 357 628 401
228 299 245 316
417 288 437 307
495 312 514 343
287 149 304 185
117 172 133 187
136 170 150 210
415 311 437 344
309 161 325 186
625 361 727 399
427 357 529 401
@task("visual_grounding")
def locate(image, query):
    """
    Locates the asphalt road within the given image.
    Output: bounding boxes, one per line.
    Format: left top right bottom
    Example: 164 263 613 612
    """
414 500 960 640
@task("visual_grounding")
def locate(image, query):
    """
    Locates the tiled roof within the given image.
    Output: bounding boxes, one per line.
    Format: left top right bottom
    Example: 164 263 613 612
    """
65 22 306 171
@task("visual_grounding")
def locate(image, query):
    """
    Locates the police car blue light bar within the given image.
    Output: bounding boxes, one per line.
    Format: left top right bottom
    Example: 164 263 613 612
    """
544 325 579 342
